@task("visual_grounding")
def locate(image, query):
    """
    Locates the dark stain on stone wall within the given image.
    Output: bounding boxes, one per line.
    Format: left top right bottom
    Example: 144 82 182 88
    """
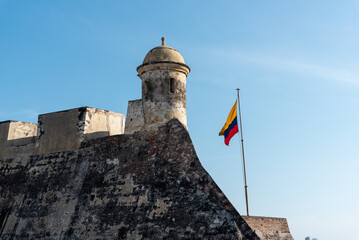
0 119 259 240
142 75 186 108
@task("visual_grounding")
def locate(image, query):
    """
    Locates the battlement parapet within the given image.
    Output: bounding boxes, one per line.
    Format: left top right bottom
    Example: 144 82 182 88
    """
0 120 38 159
0 107 124 159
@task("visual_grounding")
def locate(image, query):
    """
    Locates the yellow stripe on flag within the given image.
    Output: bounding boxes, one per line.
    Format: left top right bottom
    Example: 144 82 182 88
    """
219 101 237 136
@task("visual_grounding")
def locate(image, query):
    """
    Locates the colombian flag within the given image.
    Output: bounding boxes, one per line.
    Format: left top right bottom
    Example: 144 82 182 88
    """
219 101 239 146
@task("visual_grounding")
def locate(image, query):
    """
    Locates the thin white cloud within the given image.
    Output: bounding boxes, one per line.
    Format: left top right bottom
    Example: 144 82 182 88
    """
207 48 359 84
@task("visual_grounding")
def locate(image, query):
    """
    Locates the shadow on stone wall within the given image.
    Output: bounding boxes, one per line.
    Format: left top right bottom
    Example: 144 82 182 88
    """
0 119 259 239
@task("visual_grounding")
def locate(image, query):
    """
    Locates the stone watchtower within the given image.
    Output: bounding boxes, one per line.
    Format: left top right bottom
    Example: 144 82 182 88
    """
125 37 190 133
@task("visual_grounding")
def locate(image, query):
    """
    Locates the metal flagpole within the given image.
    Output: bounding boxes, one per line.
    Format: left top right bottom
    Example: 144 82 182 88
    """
236 88 249 216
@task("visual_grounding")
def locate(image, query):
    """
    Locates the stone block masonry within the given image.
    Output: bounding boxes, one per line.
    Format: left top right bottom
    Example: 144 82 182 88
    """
0 121 37 159
0 107 124 159
0 119 259 239
242 216 293 240
124 99 145 134
37 107 124 154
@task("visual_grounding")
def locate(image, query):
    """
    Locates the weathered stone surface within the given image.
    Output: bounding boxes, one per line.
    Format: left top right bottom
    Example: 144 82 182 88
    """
242 216 293 240
127 40 190 133
0 121 37 159
140 69 188 131
0 107 125 159
0 119 259 239
36 107 87 154
37 107 124 154
141 44 186 65
124 99 145 134
83 107 124 139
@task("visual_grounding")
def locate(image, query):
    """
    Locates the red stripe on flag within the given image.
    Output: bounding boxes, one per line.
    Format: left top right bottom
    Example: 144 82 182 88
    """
224 124 239 145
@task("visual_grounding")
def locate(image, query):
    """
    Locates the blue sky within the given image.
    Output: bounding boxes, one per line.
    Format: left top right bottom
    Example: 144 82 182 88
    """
1 1 358 239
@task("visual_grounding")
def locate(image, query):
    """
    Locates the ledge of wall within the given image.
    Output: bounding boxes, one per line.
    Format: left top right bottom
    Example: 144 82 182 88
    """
0 119 259 239
242 216 293 240
0 121 37 159
0 107 124 159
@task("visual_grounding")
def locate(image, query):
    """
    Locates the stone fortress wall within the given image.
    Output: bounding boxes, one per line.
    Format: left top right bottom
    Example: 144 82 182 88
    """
0 109 293 239
0 119 260 239
0 37 190 161
0 38 293 239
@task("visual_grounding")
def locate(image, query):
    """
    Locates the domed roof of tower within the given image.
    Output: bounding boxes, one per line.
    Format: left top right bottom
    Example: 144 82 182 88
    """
142 37 186 65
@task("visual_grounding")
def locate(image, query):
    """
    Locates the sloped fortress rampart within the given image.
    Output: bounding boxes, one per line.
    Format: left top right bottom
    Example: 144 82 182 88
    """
0 38 293 239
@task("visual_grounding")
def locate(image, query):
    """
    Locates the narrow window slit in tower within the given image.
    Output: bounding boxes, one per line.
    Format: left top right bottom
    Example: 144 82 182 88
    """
170 78 175 93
